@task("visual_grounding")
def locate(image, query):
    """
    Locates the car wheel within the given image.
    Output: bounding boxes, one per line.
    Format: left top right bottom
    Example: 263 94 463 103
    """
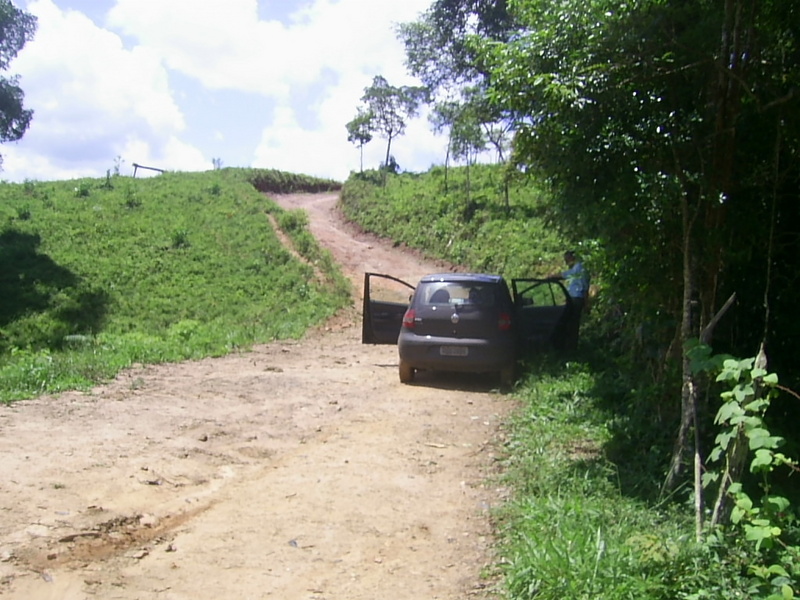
399 360 415 383
499 365 515 388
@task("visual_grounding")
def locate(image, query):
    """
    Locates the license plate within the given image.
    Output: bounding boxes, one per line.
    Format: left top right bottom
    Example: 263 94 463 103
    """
440 345 468 357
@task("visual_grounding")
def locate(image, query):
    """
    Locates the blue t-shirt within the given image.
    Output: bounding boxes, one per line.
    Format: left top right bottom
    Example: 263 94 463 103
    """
562 262 589 299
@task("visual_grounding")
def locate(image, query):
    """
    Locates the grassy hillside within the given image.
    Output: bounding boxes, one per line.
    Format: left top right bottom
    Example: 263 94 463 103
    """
340 164 570 278
0 168 349 403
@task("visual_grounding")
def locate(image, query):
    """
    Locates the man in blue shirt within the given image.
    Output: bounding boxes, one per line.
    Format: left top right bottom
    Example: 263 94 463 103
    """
552 250 589 351
560 250 589 308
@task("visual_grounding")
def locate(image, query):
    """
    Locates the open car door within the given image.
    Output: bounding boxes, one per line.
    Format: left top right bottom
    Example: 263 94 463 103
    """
361 272 415 344
511 278 576 352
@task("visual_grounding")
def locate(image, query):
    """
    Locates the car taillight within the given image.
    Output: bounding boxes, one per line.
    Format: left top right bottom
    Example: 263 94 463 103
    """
402 308 416 329
498 312 512 331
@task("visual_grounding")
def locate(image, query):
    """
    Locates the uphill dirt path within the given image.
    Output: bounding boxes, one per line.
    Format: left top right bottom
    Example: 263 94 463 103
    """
0 193 512 600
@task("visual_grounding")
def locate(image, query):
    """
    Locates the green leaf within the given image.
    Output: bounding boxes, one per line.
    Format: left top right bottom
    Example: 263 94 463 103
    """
751 448 775 471
714 430 735 451
764 495 791 514
744 525 772 543
737 358 756 371
744 397 770 413
730 414 753 427
734 384 754 402
768 564 790 577
773 453 797 468
736 494 754 511
716 401 744 423
744 523 778 549
687 342 714 374
748 428 782 450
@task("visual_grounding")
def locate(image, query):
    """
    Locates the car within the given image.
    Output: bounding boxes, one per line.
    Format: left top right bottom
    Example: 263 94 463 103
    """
361 272 578 386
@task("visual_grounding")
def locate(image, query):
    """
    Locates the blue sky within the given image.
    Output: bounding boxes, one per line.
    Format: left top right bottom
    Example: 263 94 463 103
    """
2 0 445 182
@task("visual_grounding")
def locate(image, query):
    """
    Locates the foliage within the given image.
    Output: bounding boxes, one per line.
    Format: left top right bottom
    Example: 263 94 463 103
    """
488 350 800 599
0 0 37 165
351 75 428 180
463 0 800 498
397 0 516 94
0 168 350 403
399 3 516 172
244 167 341 194
695 352 800 599
430 95 486 167
495 362 715 600
345 108 374 173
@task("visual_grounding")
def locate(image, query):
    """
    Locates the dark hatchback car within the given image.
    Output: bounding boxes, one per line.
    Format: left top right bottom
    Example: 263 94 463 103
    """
362 272 578 386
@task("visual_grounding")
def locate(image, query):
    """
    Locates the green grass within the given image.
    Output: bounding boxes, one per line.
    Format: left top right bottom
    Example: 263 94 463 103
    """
0 168 348 402
340 165 566 278
493 360 764 600
497 364 679 599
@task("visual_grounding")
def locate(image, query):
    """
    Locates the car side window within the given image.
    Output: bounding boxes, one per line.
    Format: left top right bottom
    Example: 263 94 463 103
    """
524 282 568 307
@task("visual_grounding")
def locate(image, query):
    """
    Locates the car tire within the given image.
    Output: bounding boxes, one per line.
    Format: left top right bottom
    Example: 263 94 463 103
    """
399 360 415 384
499 364 515 388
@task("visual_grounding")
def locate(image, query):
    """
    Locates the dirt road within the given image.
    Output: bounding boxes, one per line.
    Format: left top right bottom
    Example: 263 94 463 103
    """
0 193 512 599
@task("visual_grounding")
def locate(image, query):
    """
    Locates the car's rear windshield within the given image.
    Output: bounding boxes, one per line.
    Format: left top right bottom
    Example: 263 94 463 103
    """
418 282 498 307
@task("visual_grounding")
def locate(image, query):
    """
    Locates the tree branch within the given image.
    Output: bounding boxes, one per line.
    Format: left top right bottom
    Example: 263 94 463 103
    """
700 292 737 344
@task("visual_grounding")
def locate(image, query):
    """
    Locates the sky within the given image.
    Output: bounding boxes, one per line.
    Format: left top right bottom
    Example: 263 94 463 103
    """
0 0 446 182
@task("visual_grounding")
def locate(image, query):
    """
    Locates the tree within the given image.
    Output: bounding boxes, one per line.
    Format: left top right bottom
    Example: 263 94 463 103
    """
0 1 36 167
474 0 800 516
428 100 460 190
357 75 427 185
397 0 516 95
399 1 516 201
345 108 373 174
429 98 487 197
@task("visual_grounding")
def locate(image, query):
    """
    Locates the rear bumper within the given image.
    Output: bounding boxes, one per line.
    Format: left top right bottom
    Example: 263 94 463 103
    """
398 333 515 373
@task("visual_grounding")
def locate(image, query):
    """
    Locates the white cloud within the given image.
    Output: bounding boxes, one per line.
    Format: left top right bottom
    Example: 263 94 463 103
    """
107 0 299 97
2 0 447 183
3 0 208 181
106 0 427 95
105 0 440 179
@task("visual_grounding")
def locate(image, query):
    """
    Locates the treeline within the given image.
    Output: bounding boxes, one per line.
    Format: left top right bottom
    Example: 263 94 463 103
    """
244 168 342 195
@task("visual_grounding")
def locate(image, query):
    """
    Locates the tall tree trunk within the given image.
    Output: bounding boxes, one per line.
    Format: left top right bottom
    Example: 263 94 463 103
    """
662 189 699 498
445 137 451 194
662 0 757 513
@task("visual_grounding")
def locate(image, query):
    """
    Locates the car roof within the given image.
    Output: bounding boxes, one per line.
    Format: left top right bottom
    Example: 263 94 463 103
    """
418 273 505 285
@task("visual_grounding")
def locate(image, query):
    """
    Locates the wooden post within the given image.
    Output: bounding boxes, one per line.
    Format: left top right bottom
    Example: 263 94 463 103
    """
132 163 165 178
